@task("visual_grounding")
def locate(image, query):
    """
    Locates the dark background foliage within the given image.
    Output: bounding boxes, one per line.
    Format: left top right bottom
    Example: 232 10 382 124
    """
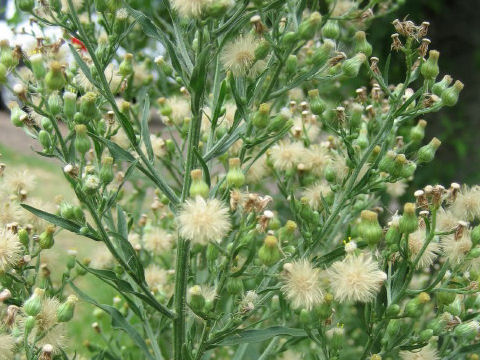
370 0 480 187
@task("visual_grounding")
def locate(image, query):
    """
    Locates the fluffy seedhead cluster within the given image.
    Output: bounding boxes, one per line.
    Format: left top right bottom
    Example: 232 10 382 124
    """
0 0 478 359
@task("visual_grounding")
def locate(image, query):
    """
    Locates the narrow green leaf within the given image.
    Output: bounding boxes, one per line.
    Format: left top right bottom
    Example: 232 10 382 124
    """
20 204 99 241
217 327 307 346
89 132 136 162
193 147 211 187
68 44 97 87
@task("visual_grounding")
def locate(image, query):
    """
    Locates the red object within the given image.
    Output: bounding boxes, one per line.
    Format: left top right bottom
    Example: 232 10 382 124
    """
71 37 87 52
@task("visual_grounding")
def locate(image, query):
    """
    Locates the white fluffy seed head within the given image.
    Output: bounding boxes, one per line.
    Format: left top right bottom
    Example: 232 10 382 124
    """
327 253 386 303
177 196 231 245
221 34 261 77
0 227 23 271
281 259 324 310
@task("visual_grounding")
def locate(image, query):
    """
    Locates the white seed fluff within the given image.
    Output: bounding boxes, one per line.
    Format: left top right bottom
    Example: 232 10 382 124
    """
281 259 324 310
177 196 231 245
327 253 386 303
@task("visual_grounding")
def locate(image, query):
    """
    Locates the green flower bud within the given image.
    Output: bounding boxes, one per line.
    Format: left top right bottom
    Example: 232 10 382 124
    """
23 288 45 316
454 321 479 341
74 112 87 125
38 130 52 149
436 287 456 306
226 277 244 295
73 206 85 223
467 247 480 259
45 61 65 91
379 150 396 173
119 53 134 77
354 31 372 57
254 40 270 61
99 157 114 185
427 316 447 335
63 91 77 119
349 103 363 130
441 80 464 107
24 315 36 334
356 210 383 246
16 0 35 12
312 40 335 67
0 40 19 69
0 63 7 84
18 228 29 247
267 111 290 133
445 296 462 316
308 89 326 115
326 327 345 351
386 319 402 338
205 0 230 17
322 20 340 39
155 56 173 77
471 225 480 246
421 50 440 80
432 75 453 97
83 175 100 194
385 224 401 246
9 103 27 127
113 8 129 35
66 250 77 269
298 12 322 40
57 295 78 322
417 137 441 163
258 235 281 266
39 225 55 249
75 124 91 155
189 169 209 198
30 53 46 79
80 92 98 118
252 103 270 129
399 203 418 234
419 328 434 342
278 220 297 244
41 117 52 131
410 119 427 143
285 54 298 74
47 92 62 116
342 53 366 78
386 304 401 317
282 32 297 48
226 158 245 188
188 285 205 312
354 126 369 149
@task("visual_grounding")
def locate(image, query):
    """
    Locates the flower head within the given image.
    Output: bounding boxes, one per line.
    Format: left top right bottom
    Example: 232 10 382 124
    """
441 226 472 265
399 344 439 360
407 228 440 269
270 141 305 172
281 259 324 310
301 182 332 211
0 227 23 271
145 264 170 294
177 196 231 245
451 185 480 221
221 34 262 77
171 0 212 17
327 253 386 303
143 227 174 254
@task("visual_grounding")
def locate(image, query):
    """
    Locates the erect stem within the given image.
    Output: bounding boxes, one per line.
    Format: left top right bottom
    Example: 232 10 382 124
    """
173 238 191 360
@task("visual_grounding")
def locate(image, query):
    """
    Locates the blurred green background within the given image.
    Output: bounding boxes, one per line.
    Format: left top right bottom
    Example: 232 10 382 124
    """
370 0 480 187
